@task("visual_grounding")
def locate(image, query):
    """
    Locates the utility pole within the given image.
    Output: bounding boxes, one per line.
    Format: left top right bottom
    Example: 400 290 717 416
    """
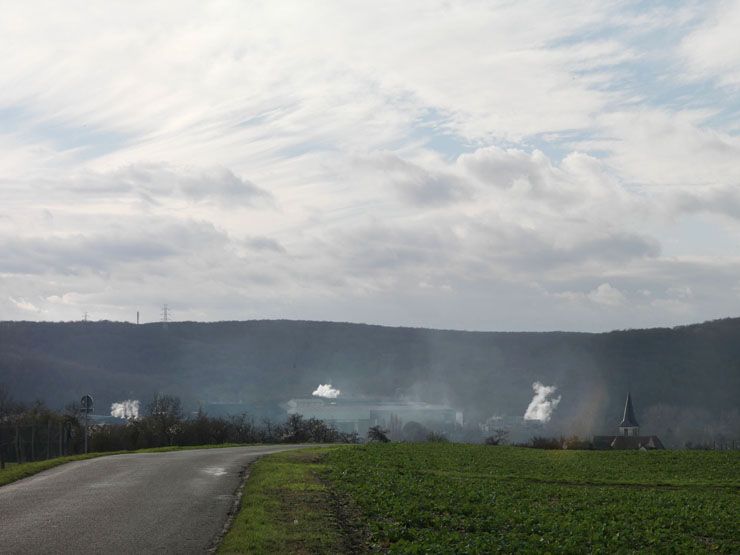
161 304 170 329
136 311 140 325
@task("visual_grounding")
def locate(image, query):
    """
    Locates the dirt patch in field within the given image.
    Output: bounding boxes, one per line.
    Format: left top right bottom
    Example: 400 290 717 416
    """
324 479 372 554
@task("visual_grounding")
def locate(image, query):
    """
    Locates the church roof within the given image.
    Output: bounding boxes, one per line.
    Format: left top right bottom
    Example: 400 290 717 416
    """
619 392 639 428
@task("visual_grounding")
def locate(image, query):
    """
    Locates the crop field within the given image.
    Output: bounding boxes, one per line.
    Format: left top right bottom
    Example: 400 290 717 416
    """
323 444 740 553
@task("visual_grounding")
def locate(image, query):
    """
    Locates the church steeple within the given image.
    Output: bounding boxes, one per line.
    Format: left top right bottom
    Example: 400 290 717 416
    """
618 393 639 437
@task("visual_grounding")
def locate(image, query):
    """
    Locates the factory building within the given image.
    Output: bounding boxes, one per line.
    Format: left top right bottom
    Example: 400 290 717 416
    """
285 397 462 437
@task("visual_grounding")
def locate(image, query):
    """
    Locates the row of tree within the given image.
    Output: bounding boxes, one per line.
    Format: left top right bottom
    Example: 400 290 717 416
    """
0 387 361 466
91 394 361 452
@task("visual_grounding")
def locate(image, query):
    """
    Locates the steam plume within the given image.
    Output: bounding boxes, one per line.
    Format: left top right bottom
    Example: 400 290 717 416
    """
111 399 140 419
523 382 561 422
312 384 341 398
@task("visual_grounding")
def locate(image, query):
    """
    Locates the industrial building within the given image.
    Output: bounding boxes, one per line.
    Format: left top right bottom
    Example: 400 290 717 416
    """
284 397 462 437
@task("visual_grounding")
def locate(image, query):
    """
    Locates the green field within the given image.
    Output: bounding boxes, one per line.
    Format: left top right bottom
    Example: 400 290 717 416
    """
323 444 740 553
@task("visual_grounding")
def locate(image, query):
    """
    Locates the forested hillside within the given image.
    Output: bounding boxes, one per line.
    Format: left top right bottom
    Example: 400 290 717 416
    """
1 318 738 446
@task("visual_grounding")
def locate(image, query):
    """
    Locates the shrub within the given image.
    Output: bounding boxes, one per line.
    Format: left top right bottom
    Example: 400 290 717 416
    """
367 425 390 443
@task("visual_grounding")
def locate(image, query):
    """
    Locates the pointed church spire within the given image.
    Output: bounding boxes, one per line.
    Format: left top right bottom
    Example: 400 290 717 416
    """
619 392 639 428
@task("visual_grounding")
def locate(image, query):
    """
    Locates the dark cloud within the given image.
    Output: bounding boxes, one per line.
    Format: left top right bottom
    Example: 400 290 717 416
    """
459 146 547 189
334 224 455 273
243 236 287 254
366 153 471 206
67 163 273 206
396 172 471 206
0 220 228 275
673 186 740 220
467 221 661 273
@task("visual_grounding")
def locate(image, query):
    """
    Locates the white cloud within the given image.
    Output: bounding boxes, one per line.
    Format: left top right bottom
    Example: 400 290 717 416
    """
9 296 42 313
553 283 626 307
589 110 740 189
588 283 627 306
681 0 740 88
0 2 738 331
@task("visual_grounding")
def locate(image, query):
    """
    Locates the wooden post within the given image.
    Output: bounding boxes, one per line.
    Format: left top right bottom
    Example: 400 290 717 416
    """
30 425 36 461
59 421 63 457
46 420 52 460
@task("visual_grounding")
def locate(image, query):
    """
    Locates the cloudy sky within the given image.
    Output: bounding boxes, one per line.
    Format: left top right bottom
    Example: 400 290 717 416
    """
2 0 740 331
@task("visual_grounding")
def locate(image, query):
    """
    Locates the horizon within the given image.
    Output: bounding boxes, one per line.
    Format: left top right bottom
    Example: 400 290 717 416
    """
2 313 738 335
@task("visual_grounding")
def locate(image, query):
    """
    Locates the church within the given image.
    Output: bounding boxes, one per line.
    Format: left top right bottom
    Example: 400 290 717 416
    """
592 393 664 450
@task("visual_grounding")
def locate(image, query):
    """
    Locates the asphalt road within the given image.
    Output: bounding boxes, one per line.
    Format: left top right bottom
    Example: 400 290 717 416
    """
0 445 307 554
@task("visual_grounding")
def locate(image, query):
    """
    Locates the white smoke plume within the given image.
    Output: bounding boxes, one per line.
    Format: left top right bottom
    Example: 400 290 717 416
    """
312 384 341 398
523 382 561 422
110 399 140 419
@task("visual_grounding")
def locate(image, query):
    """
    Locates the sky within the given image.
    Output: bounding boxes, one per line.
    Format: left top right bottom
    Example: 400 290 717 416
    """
1 0 740 332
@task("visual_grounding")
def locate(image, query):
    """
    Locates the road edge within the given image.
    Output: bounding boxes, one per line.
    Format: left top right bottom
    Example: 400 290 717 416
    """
207 462 253 553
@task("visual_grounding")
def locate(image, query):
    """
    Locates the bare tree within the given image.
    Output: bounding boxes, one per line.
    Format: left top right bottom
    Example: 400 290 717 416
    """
146 393 183 446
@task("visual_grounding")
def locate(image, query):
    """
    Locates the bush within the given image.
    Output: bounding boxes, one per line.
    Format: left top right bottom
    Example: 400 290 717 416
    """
484 428 509 446
367 425 390 443
562 435 592 450
426 431 449 443
529 436 563 450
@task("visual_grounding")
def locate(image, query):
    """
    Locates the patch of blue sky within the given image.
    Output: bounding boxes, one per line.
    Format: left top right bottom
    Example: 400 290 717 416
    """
403 108 475 160
549 9 739 139
230 108 283 130
401 108 597 163
414 128 473 160
277 140 336 159
40 120 130 160
0 104 31 128
0 102 130 160
547 0 703 50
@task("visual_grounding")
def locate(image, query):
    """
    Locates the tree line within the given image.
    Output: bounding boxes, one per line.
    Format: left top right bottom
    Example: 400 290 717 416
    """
0 386 359 467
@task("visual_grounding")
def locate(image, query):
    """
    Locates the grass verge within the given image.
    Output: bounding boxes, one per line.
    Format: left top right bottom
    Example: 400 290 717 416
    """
218 447 355 555
0 443 249 488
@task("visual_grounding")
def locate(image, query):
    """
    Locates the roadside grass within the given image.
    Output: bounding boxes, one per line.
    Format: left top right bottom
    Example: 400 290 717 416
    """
219 448 349 555
0 443 249 488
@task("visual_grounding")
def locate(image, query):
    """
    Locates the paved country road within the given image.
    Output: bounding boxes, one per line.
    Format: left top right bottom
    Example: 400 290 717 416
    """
0 445 308 554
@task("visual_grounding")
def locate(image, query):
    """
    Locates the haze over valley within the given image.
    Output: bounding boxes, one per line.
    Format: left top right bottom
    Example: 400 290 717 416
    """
2 317 737 447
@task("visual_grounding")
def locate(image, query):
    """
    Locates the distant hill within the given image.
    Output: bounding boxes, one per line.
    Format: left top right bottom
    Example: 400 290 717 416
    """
1 318 738 446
